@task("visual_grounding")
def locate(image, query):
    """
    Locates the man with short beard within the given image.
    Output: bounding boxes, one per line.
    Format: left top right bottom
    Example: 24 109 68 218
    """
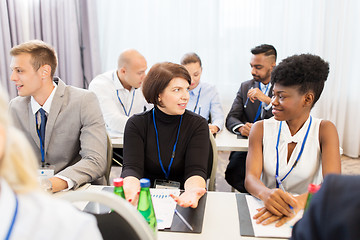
225 44 277 192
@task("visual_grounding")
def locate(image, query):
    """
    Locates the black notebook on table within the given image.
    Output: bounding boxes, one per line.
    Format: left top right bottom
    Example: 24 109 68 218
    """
235 193 254 236
237 135 248 139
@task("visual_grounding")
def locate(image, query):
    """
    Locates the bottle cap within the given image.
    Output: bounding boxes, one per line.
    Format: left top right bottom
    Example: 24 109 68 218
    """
113 177 124 187
140 178 151 188
308 183 320 194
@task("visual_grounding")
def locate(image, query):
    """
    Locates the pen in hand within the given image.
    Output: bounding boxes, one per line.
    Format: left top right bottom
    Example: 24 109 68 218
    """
244 87 254 108
275 175 295 214
174 209 193 231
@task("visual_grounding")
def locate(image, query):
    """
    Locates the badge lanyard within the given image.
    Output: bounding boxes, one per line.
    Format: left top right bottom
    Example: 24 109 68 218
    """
35 115 45 166
275 116 313 187
117 90 135 116
253 82 270 122
193 88 202 114
113 72 135 117
152 108 183 179
5 195 18 240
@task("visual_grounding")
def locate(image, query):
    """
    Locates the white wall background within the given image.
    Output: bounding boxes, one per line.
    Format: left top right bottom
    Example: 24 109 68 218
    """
95 0 360 157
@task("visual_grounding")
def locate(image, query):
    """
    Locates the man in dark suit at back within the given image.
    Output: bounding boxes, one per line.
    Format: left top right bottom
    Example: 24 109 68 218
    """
225 44 276 192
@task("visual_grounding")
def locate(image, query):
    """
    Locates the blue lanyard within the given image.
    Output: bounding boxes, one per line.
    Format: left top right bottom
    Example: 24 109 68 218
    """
275 116 313 187
193 88 202 114
152 108 183 179
113 72 135 117
5 195 18 240
253 82 270 122
116 90 135 117
35 115 45 165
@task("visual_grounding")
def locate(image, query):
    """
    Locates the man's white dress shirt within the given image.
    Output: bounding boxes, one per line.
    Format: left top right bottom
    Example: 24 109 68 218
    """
89 70 151 137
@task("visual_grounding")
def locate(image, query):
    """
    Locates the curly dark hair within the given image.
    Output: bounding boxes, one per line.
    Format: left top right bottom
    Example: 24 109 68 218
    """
271 54 329 106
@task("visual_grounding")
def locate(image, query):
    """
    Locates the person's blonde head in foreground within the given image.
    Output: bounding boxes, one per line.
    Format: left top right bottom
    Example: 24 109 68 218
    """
0 86 39 193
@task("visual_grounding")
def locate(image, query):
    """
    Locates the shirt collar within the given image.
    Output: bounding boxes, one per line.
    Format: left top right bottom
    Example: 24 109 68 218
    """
259 82 271 95
31 81 57 115
112 70 135 92
189 82 202 95
281 115 311 143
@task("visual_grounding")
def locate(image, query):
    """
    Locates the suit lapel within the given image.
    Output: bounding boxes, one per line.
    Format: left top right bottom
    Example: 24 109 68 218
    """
45 78 66 152
28 100 41 148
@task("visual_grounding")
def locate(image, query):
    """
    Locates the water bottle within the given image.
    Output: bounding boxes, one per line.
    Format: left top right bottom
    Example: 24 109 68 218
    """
113 177 125 199
304 183 321 212
137 178 157 231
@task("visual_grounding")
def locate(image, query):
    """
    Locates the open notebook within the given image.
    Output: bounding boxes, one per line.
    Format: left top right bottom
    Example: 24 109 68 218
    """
150 188 180 230
236 193 303 238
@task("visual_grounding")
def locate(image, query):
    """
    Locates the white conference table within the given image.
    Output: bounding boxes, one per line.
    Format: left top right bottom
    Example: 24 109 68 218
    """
214 129 248 152
111 129 248 152
62 185 283 240
110 136 123 148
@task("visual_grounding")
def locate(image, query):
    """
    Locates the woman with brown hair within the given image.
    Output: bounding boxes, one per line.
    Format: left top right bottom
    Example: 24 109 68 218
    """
121 62 209 208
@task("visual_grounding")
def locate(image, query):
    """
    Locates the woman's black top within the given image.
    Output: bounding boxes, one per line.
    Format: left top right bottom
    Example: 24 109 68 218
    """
121 106 209 188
